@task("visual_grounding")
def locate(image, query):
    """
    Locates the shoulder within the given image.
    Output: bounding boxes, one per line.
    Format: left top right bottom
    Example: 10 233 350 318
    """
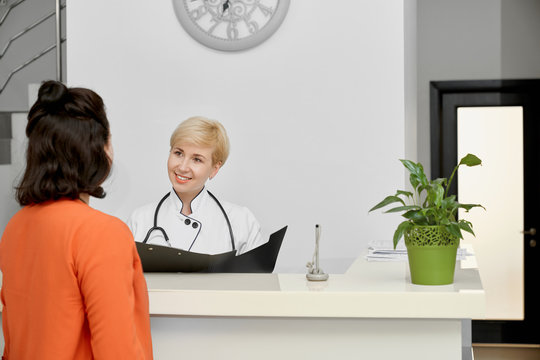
125 196 172 239
69 204 138 263
126 196 169 228
219 198 259 224
78 203 133 239
129 201 159 219
3 200 128 237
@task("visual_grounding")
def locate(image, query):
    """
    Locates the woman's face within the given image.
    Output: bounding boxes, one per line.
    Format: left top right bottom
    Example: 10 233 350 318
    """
167 142 221 201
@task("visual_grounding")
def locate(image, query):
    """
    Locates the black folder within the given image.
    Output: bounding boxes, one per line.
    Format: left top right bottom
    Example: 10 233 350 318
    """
136 226 287 273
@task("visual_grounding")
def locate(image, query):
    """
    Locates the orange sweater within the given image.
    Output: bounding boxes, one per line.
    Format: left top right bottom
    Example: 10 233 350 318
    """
0 199 153 359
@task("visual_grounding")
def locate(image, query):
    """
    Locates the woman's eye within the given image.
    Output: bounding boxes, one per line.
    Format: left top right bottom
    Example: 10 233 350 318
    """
193 158 202 163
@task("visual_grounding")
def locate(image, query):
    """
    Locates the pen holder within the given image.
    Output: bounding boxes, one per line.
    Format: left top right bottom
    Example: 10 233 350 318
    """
306 271 329 281
306 224 329 281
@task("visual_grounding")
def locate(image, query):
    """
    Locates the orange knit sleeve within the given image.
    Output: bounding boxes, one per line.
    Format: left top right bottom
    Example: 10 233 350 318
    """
1 287 10 360
73 215 152 360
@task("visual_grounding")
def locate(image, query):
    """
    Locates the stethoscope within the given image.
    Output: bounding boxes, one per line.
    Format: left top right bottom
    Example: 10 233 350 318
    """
142 190 235 251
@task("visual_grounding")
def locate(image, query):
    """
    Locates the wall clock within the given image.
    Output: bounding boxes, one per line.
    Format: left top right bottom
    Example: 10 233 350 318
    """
172 0 290 51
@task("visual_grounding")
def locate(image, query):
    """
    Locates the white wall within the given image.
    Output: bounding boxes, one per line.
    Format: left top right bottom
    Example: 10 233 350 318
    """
64 0 408 272
404 0 417 163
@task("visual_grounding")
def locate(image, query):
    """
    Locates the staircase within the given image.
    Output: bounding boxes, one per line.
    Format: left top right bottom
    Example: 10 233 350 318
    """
1 0 64 236
0 83 36 230
0 0 65 111
0 110 27 234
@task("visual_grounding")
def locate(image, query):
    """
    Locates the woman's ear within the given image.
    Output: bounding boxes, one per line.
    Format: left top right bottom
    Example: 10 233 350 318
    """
105 136 114 162
209 161 222 180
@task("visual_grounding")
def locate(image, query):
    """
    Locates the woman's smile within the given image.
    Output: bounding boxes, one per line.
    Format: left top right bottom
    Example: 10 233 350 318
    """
175 173 192 183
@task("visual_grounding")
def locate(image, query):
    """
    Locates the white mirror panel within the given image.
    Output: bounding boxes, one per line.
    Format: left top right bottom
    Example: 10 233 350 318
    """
457 106 524 320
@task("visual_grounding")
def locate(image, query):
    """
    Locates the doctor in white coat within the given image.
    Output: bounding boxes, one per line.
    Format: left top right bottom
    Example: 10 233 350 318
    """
127 116 265 255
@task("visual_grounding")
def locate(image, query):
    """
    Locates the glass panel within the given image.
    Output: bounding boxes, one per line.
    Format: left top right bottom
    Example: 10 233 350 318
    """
457 106 524 320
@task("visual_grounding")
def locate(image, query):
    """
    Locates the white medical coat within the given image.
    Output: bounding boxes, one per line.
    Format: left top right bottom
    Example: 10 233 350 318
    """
127 189 265 255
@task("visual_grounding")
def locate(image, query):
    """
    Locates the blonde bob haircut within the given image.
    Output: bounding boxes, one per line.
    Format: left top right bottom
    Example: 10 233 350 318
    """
170 116 230 165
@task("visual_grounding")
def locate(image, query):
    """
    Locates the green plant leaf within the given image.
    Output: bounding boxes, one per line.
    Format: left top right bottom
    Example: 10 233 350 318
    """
400 159 422 176
428 183 444 207
393 221 413 249
441 195 456 206
401 160 429 187
418 184 429 195
459 153 482 167
369 195 405 212
402 210 429 224
431 178 446 186
384 205 421 213
447 223 463 239
458 221 475 236
396 190 413 198
409 173 420 189
458 203 485 212
446 154 482 198
418 173 429 187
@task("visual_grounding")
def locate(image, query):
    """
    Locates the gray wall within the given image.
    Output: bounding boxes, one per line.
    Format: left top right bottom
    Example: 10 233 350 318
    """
501 1 540 78
0 0 66 111
417 0 502 174
416 0 540 175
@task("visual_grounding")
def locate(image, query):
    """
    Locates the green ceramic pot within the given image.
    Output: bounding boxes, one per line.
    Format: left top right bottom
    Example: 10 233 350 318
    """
404 225 459 285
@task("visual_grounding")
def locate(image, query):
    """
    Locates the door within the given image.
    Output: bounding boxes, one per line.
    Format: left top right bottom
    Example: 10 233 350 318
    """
430 79 540 344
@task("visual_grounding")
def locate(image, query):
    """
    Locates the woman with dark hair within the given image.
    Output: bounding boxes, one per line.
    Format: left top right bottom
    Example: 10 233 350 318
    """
0 81 153 359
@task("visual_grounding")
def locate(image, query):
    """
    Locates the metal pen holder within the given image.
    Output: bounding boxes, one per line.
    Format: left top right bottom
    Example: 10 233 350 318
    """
306 224 329 281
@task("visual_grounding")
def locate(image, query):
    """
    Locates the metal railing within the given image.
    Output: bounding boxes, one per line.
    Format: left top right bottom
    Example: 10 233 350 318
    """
0 0 65 95
0 0 25 27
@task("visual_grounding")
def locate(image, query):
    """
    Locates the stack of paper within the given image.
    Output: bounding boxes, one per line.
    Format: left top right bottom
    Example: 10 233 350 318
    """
365 239 473 262
365 240 407 262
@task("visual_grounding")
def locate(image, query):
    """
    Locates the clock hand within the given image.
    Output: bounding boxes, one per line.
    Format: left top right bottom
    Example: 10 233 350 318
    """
222 0 230 16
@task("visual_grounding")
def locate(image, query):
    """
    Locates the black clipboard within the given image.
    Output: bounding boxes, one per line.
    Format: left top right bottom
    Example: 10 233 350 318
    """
136 226 287 273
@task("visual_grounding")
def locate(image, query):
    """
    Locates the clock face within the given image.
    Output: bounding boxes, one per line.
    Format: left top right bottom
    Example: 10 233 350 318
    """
172 0 290 51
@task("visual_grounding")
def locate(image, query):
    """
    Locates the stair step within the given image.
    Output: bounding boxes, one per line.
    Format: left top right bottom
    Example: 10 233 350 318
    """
0 112 11 138
0 112 11 165
0 112 27 165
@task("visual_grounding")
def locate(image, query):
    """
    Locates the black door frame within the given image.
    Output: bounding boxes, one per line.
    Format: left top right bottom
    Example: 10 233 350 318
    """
430 79 540 344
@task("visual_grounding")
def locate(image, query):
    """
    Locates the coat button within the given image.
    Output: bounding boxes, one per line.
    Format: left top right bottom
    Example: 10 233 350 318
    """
184 219 191 226
192 222 199 229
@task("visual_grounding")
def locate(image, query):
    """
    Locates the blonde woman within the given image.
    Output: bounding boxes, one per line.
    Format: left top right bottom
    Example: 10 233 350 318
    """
127 116 264 255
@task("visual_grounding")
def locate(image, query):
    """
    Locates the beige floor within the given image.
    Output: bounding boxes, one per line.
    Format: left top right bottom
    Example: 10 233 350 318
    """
473 345 540 360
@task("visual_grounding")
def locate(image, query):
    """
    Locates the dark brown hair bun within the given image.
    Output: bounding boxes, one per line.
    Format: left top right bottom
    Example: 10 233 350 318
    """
37 80 70 111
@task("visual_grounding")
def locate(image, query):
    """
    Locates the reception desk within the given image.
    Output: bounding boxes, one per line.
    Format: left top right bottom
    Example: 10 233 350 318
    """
146 257 485 360
0 256 485 359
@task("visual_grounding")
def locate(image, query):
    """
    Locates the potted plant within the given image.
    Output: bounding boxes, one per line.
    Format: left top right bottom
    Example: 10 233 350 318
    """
369 154 484 285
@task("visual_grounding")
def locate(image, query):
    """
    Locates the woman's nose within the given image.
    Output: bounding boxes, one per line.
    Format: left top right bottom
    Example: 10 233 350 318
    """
177 158 189 172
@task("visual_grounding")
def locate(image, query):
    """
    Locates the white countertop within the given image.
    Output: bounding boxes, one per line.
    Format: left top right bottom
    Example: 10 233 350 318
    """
0 254 485 320
0 255 485 360
146 256 485 319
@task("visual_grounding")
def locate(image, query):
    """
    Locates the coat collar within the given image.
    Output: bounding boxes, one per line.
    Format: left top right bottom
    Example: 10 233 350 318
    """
169 187 207 215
